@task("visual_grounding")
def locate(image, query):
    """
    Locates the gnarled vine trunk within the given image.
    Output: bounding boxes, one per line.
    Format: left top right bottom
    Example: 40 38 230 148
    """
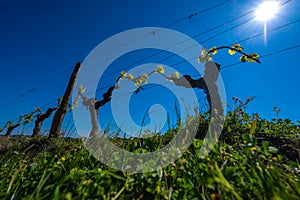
32 107 57 137
5 123 21 137
80 85 119 137
169 61 224 139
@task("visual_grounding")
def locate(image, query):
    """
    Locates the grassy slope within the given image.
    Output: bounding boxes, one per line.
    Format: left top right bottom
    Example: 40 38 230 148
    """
0 111 300 200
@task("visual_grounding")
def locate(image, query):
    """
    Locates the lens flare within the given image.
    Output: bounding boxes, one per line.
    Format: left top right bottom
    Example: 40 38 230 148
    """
255 1 279 21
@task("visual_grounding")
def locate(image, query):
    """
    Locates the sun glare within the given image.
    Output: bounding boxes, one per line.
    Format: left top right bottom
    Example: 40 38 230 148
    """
255 1 280 21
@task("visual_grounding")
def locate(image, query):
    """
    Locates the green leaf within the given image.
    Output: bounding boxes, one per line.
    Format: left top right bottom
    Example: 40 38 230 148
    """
277 154 283 161
250 119 257 135
232 44 243 51
228 49 236 55
262 141 269 150
70 168 78 177
5 121 14 128
36 107 42 113
78 85 86 93
242 134 251 143
243 53 260 63
193 139 202 149
249 53 259 59
209 46 218 55
201 48 208 57
240 55 247 62
262 141 270 156
271 195 283 200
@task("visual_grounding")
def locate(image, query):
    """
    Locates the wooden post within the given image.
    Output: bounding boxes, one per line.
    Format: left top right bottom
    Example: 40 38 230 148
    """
49 62 81 138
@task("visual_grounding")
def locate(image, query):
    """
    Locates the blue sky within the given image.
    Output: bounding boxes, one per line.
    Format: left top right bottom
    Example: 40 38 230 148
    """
1 0 300 136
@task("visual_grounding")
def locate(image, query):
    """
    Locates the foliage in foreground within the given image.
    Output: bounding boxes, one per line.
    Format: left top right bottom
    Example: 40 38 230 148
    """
0 107 300 200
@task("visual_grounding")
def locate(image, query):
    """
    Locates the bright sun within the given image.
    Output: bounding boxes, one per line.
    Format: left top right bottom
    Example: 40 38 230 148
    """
255 1 280 21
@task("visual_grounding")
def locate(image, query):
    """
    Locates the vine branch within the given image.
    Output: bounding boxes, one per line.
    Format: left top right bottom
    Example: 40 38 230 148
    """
207 45 261 64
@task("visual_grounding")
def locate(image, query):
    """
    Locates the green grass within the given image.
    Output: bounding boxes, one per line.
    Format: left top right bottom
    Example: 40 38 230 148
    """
0 109 300 199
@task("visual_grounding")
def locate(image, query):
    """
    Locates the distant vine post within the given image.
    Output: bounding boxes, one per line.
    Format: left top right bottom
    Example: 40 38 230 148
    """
49 62 82 138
